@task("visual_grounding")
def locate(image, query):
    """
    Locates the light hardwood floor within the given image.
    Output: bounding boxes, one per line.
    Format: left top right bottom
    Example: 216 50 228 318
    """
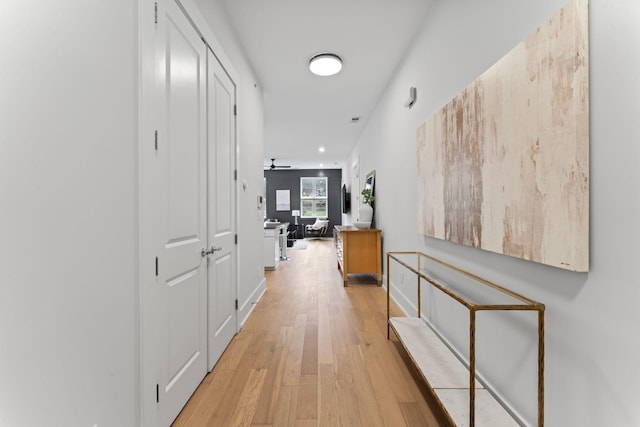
172 238 448 426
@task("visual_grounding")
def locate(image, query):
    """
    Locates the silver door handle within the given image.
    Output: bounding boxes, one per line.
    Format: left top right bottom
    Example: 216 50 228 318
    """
201 246 223 257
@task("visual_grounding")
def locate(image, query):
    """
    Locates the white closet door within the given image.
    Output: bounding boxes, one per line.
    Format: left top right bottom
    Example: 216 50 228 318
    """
206 50 238 370
156 1 208 424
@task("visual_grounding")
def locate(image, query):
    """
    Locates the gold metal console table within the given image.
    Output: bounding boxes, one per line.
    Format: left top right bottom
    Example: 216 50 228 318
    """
386 251 545 427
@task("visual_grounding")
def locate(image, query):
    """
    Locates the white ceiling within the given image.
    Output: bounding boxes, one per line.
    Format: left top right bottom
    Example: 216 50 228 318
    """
215 0 433 170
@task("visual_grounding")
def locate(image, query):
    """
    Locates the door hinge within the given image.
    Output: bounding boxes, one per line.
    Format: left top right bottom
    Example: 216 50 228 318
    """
235 234 238 244
154 130 158 151
156 384 159 403
234 169 237 181
154 2 158 24
155 257 158 277
233 105 237 116
235 299 238 310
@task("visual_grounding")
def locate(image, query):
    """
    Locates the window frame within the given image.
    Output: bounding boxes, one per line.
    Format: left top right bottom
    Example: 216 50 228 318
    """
300 177 328 218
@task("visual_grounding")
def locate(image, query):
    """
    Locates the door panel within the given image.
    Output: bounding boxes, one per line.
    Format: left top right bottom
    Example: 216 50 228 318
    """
167 270 199 378
166 11 202 240
212 253 233 335
207 50 237 370
213 75 232 231
158 1 207 424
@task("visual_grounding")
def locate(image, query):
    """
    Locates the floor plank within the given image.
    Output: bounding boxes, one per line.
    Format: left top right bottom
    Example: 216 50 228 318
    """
172 238 448 426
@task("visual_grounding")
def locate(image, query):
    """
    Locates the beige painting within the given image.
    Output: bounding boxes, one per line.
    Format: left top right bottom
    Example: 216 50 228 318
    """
417 0 589 271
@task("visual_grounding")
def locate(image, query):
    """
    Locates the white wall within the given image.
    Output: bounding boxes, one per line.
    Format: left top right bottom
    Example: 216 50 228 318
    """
189 0 267 324
0 2 139 427
349 0 640 425
0 1 265 425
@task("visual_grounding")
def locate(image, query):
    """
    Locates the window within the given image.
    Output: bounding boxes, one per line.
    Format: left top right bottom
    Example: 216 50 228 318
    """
300 177 327 218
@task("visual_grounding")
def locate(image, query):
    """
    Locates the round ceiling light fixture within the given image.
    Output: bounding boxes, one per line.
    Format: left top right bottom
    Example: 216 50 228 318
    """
309 53 343 76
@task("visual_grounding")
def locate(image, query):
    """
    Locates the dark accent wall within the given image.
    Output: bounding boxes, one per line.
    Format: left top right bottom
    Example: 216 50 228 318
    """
264 169 342 237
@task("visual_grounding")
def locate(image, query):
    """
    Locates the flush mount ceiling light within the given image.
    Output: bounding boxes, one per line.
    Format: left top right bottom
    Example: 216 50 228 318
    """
309 53 342 76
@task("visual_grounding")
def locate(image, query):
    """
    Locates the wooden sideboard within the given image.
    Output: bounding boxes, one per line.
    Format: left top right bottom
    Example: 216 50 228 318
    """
334 225 382 286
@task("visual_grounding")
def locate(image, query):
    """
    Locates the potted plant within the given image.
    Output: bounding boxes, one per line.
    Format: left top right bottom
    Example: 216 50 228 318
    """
361 188 375 206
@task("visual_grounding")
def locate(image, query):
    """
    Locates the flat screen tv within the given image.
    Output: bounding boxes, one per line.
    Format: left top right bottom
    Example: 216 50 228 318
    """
342 184 350 214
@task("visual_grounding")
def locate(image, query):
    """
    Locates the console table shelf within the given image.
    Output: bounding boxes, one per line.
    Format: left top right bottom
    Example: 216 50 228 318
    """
387 251 545 427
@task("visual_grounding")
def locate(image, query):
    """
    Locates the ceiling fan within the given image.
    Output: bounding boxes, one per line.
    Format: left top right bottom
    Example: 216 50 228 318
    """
267 158 291 170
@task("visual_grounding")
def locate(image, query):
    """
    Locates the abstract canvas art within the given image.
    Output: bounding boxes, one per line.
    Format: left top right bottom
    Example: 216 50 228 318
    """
417 0 589 271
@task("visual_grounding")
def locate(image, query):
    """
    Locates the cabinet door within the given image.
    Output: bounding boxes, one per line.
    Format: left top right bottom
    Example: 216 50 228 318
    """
346 231 379 273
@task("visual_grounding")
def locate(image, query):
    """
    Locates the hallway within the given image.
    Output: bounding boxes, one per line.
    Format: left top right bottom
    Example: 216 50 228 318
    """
172 238 447 426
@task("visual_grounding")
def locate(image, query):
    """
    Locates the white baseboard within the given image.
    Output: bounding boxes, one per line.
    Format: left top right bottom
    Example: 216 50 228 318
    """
239 277 266 328
384 277 417 318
